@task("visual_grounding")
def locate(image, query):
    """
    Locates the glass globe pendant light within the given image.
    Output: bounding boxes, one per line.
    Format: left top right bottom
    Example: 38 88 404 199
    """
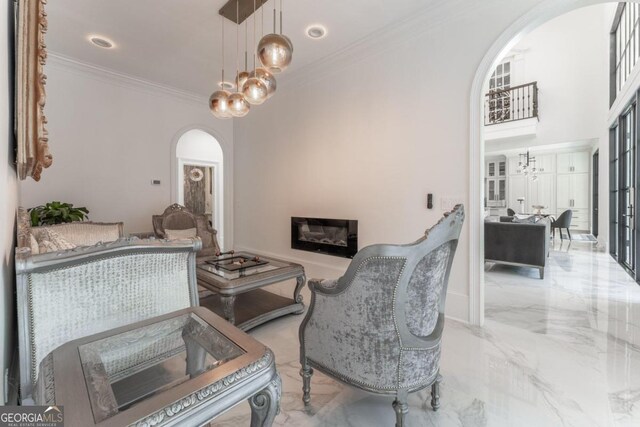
210 14 231 119
228 92 250 117
258 0 293 73
249 4 277 99
243 0 268 105
250 67 276 98
229 0 250 117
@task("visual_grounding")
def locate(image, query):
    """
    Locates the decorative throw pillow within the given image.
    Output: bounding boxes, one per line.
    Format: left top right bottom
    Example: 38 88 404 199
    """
38 240 59 253
29 234 40 255
165 228 197 240
34 228 77 252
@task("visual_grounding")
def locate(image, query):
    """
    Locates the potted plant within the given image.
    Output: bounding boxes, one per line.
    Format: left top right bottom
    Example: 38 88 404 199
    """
28 202 89 226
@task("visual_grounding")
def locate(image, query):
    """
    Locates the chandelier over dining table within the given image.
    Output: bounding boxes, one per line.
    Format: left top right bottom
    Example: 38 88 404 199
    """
210 0 293 119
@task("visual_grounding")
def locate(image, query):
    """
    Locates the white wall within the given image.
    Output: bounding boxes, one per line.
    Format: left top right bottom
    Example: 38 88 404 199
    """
233 0 564 323
0 1 17 404
19 57 235 241
485 4 614 247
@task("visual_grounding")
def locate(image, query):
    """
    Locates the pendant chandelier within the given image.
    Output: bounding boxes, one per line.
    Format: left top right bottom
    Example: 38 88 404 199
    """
210 0 292 119
519 150 538 182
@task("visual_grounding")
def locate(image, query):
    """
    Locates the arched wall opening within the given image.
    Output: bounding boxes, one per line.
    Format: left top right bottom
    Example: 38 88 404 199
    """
470 0 636 325
175 129 225 248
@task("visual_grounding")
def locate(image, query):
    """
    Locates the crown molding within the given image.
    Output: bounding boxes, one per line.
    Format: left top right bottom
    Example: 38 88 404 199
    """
46 52 209 106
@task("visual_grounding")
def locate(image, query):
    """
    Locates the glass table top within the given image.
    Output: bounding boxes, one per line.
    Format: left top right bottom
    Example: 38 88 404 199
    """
78 313 245 423
198 253 290 280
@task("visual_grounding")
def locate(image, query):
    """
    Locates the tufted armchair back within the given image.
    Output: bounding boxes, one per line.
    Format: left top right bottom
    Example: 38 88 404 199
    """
15 238 201 404
152 204 221 257
300 205 464 393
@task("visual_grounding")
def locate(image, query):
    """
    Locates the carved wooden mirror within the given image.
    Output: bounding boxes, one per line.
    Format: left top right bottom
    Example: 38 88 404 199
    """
16 0 52 181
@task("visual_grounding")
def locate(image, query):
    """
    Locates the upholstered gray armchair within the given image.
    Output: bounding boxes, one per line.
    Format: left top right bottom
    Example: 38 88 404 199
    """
153 204 221 258
299 205 464 426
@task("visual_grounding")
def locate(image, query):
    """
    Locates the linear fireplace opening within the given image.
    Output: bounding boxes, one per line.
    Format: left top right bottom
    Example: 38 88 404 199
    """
291 217 358 258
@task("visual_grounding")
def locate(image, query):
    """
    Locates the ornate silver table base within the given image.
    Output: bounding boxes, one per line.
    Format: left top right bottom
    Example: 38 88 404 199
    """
197 253 306 331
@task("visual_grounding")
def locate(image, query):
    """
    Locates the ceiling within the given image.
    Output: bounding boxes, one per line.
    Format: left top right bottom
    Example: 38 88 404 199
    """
45 0 431 96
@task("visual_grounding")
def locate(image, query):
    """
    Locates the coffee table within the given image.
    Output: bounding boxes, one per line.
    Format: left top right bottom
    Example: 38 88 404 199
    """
197 252 306 331
34 307 281 426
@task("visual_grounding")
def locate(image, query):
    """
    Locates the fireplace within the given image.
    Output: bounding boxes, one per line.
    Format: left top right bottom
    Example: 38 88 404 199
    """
291 217 358 258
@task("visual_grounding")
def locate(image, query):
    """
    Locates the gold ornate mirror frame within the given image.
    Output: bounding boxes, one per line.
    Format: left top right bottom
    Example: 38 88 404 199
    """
16 0 51 181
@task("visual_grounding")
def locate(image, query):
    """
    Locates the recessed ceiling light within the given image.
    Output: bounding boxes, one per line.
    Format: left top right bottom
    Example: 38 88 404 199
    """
218 81 236 91
88 35 115 49
306 25 327 39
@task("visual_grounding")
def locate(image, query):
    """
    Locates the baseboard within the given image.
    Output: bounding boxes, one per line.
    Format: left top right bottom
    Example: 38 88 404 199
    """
235 245 470 324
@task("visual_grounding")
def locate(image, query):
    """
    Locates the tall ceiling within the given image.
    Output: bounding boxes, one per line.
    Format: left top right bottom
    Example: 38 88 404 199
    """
46 0 431 96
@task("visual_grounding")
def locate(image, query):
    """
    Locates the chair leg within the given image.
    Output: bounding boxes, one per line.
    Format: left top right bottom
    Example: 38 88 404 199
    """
552 227 556 240
393 390 409 427
431 375 441 411
539 267 544 280
300 362 313 405
566 228 572 241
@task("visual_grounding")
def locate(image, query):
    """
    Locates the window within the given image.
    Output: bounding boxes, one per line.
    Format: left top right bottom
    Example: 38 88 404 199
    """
488 61 512 122
489 61 511 91
612 3 640 100
610 95 638 280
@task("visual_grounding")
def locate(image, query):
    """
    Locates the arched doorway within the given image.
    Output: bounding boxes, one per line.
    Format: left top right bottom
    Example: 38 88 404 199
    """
469 0 634 325
175 129 225 248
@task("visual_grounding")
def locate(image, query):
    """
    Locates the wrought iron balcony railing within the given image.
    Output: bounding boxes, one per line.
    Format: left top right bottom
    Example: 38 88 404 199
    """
484 81 538 126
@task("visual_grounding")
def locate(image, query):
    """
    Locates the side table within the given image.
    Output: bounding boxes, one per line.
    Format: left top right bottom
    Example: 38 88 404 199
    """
34 307 281 427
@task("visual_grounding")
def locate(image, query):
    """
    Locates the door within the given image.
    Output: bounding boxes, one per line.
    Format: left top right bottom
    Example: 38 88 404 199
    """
572 152 591 174
498 179 506 203
498 161 506 177
183 164 214 219
572 174 590 209
557 175 571 209
593 150 599 237
620 107 635 271
536 154 556 174
488 179 496 202
557 153 572 174
487 161 496 178
528 174 556 214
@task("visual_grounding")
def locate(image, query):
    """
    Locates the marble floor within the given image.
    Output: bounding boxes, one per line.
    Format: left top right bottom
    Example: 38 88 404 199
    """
214 240 640 426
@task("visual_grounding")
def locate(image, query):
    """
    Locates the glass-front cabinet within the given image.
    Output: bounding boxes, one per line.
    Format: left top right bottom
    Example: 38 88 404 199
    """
486 157 507 208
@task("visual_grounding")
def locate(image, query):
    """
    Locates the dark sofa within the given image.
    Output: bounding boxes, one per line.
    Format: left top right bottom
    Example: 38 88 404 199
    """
484 218 550 279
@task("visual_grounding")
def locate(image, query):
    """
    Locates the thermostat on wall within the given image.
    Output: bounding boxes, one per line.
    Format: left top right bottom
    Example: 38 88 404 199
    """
151 179 161 185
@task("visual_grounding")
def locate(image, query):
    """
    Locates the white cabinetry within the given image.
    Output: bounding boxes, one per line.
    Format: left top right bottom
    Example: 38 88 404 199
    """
528 174 556 215
486 158 507 208
535 154 556 174
557 173 590 230
501 150 592 231
508 175 527 214
557 152 590 174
